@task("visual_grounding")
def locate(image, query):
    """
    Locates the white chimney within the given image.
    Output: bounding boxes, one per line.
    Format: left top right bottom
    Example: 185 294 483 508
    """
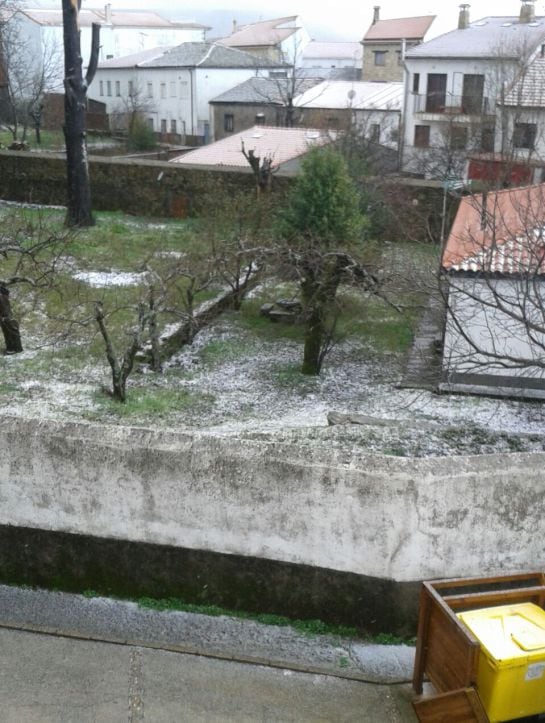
373 6 380 25
105 4 112 24
520 1 536 23
232 19 238 34
458 4 470 30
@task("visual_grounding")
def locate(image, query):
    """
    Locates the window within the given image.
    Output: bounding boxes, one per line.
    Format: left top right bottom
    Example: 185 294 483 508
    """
373 50 387 66
147 118 154 130
513 123 537 149
170 81 176 98
269 70 288 78
128 80 134 97
224 114 234 132
147 82 153 98
450 126 468 150
414 125 430 148
426 73 447 112
99 80 104 96
369 124 380 143
160 83 166 99
170 119 177 134
481 125 495 153
412 73 420 94
115 80 120 97
106 80 112 97
161 119 167 133
255 113 265 126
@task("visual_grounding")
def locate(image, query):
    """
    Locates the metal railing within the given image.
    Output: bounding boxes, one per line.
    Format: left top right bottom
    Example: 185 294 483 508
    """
414 93 490 116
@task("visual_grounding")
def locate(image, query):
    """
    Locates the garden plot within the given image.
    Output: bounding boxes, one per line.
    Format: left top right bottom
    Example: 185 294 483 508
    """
1 205 545 456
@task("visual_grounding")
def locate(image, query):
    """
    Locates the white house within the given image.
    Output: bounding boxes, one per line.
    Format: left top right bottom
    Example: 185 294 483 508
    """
300 42 363 78
294 80 403 149
402 1 545 180
1 5 209 89
467 55 545 186
441 182 545 399
88 43 287 142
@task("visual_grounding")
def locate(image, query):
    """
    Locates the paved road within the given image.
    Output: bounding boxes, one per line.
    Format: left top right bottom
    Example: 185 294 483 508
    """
0 627 415 722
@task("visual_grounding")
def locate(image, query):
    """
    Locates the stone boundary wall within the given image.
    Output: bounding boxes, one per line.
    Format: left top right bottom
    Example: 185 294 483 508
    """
0 417 542 596
0 150 290 218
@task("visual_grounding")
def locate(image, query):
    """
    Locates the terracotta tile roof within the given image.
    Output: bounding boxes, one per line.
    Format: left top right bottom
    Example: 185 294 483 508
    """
364 15 435 41
19 8 208 30
170 126 336 170
219 16 299 48
443 184 545 274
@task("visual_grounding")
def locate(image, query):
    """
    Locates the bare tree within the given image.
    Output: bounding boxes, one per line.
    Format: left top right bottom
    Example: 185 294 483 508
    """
0 212 73 354
0 7 62 142
62 0 100 227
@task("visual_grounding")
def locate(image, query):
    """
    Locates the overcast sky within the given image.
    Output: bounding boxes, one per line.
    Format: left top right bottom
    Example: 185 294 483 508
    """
44 1 545 39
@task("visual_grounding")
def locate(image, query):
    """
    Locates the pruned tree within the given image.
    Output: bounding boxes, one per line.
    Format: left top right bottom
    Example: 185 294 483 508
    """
241 139 274 195
277 145 369 375
62 0 100 227
94 300 147 402
0 213 73 354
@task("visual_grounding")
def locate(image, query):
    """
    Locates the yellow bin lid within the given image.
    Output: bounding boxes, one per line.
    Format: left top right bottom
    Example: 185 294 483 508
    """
458 603 545 669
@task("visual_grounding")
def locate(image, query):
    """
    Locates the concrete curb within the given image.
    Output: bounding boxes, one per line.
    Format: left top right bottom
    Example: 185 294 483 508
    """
0 585 415 685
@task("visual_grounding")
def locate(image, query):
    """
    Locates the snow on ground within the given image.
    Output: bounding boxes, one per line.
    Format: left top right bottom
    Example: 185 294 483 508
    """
73 270 150 287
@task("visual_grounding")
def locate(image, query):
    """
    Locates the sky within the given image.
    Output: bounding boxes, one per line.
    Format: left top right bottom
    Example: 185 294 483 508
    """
28 1 545 39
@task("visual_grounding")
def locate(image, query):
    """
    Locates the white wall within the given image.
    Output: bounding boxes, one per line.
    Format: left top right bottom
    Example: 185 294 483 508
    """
443 277 545 395
1 417 545 584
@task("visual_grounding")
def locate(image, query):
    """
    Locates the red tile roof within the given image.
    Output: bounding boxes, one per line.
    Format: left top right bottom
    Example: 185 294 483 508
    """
443 184 545 274
364 15 436 41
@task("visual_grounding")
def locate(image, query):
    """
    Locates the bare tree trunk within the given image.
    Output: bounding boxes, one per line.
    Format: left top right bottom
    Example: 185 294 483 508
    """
0 285 23 354
62 1 100 227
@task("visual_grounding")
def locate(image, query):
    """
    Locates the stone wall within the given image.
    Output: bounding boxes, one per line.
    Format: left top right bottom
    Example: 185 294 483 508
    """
0 150 289 218
0 416 543 632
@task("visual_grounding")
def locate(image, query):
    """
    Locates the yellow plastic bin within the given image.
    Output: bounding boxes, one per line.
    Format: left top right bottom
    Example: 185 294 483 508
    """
457 602 545 722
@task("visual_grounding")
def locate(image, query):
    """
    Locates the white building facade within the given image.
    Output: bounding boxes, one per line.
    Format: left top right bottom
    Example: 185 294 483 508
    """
402 3 545 180
89 44 286 142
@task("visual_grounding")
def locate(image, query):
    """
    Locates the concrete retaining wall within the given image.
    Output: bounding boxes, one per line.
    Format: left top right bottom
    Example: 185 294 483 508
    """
1 417 543 582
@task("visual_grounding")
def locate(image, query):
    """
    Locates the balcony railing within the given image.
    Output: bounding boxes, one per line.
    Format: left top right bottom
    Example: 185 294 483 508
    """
414 93 491 116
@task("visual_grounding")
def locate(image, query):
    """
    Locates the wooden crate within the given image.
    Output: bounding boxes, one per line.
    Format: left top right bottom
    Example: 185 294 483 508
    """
412 572 545 723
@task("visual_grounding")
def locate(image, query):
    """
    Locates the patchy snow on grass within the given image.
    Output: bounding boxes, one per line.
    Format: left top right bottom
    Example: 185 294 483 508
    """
73 270 150 287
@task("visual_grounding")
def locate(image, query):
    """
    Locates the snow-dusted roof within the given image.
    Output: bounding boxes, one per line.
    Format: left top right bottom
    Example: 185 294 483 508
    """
302 42 363 62
219 16 299 48
170 126 335 170
294 81 403 111
503 57 545 107
443 183 545 274
210 77 323 105
98 43 284 70
406 16 545 59
364 15 435 41
17 8 209 30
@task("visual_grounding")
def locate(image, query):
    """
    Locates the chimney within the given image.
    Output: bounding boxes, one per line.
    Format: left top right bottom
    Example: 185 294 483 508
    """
520 1 536 23
458 4 470 30
232 19 238 34
104 3 112 24
373 6 380 25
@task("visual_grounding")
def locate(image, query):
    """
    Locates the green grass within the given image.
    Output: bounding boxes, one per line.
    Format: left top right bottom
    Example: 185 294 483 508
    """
90 386 214 419
0 130 109 151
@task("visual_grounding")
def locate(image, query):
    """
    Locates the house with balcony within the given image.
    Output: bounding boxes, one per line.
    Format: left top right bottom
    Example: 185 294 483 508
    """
402 2 545 180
